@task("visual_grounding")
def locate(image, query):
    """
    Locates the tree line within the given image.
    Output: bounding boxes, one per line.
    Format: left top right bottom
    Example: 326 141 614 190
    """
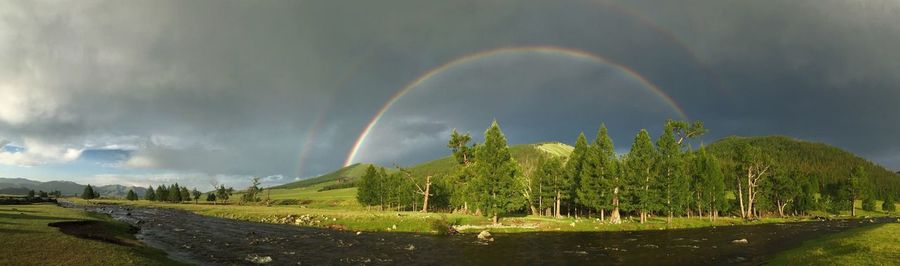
357 120 897 224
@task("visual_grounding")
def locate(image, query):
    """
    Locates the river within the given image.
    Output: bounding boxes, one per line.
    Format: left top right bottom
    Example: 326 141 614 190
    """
59 201 894 265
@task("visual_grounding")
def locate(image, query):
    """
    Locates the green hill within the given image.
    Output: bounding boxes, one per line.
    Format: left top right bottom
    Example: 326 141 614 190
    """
269 163 379 190
706 136 900 199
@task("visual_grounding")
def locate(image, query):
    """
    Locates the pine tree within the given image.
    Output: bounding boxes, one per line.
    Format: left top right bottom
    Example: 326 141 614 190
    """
156 185 168 202
691 146 726 220
624 129 659 223
848 166 867 216
356 165 380 206
564 133 589 215
578 124 617 222
472 120 522 224
126 189 138 201
538 157 567 218
145 186 156 201
882 194 896 212
169 183 182 202
657 122 689 223
206 192 217 203
82 185 96 200
862 197 876 212
27 190 35 200
180 187 191 203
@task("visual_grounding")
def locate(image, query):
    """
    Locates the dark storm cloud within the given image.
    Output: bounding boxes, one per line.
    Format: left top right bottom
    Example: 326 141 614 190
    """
1 0 898 187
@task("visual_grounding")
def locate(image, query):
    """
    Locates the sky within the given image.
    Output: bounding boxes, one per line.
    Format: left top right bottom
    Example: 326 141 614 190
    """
1 0 899 190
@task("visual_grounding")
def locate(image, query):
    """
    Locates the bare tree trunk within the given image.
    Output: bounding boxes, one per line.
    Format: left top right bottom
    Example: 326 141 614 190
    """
747 173 754 219
610 187 621 224
492 214 498 225
737 179 746 219
421 176 431 213
555 191 562 219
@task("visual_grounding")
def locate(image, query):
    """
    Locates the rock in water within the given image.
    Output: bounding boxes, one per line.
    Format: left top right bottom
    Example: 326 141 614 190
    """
477 230 493 241
731 239 749 244
245 255 273 264
405 244 416 251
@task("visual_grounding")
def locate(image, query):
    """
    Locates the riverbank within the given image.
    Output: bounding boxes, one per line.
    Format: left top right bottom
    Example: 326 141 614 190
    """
0 203 183 265
67 198 894 234
769 222 900 265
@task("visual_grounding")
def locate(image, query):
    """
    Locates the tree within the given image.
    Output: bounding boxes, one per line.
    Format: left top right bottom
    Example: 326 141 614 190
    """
156 185 168 202
26 190 35 200
564 133 589 216
191 188 201 204
448 129 475 166
356 165 380 207
169 183 182 202
861 197 876 212
180 187 190 203
538 157 567 218
848 166 868 216
39 191 48 198
216 185 233 205
669 120 708 145
883 194 896 212
242 177 262 203
206 192 217 203
657 122 689 223
578 124 619 223
792 175 819 215
735 144 772 219
690 146 726 221
145 186 157 201
764 170 800 217
624 129 659 223
126 189 138 201
82 185 96 200
472 120 522 224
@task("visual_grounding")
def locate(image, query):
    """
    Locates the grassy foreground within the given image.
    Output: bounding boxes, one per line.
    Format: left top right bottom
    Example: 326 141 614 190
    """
71 198 822 234
769 222 900 265
0 203 182 266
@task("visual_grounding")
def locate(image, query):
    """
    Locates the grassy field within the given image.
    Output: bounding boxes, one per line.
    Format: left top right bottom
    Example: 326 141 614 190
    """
0 203 183 265
769 222 900 265
72 197 835 234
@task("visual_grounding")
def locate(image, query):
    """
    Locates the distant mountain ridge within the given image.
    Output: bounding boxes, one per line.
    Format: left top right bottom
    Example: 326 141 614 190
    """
0 177 146 198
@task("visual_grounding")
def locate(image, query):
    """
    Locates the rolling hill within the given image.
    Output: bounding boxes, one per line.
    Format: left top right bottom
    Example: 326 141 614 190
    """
706 136 900 198
0 177 147 198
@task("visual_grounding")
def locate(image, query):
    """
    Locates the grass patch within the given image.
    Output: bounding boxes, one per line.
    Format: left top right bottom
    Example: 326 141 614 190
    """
0 203 183 265
769 222 900 265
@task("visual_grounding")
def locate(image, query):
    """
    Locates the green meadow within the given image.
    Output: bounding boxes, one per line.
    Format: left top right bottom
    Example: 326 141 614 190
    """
0 203 182 266
770 223 900 265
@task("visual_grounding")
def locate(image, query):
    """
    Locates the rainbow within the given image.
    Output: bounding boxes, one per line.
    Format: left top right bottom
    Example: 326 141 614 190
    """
343 45 687 167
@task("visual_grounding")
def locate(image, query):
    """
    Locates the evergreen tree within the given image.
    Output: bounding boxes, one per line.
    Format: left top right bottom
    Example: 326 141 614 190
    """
145 186 156 201
191 188 201 204
448 129 475 166
624 129 659 223
27 190 35 200
356 165 380 206
882 194 896 212
39 191 48 198
215 185 232 204
538 157 567 218
82 185 96 200
690 146 726 220
156 185 168 202
180 187 191 203
848 166 868 216
169 183 182 202
861 197 876 212
792 175 819 215
206 192 217 203
564 133 589 215
765 170 800 217
472 120 522 224
578 124 618 223
126 189 138 201
656 122 689 223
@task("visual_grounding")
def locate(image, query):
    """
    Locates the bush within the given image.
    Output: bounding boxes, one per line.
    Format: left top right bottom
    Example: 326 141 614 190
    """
862 197 876 212
883 195 896 212
428 215 460 235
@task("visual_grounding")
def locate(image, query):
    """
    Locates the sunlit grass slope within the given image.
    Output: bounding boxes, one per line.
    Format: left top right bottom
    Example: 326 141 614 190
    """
769 222 900 265
0 203 182 265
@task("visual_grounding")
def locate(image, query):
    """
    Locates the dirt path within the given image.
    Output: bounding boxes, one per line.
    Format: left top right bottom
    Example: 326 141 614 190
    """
59 201 896 265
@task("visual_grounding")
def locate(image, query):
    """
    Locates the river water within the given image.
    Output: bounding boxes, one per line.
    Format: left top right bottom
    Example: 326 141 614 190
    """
60 201 895 265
